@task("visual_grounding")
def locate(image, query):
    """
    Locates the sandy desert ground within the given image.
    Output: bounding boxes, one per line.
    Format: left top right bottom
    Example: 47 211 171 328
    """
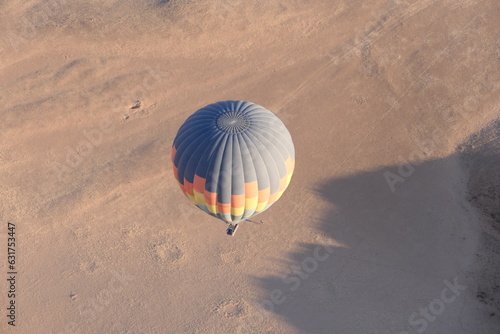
0 0 499 333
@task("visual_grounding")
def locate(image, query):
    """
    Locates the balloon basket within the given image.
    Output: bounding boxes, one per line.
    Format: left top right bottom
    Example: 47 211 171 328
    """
226 223 239 236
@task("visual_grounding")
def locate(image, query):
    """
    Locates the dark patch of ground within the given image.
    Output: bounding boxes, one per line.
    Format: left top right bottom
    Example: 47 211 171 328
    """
459 118 500 314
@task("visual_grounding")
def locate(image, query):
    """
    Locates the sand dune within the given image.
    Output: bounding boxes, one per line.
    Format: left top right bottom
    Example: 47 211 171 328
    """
0 0 499 333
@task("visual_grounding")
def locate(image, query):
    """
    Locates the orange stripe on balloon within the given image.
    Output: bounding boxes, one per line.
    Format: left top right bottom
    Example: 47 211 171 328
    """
231 194 245 208
205 191 217 206
258 188 270 204
171 145 177 163
245 181 258 198
268 191 279 205
184 179 194 196
173 165 179 181
217 202 231 214
193 175 206 193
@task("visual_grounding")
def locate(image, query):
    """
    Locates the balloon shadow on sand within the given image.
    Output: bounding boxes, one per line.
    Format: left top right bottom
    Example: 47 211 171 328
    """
245 121 500 334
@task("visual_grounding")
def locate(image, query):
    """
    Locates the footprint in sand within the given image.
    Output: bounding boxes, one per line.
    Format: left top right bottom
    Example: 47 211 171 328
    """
79 260 99 273
215 299 248 318
304 279 337 302
150 241 184 263
220 251 244 265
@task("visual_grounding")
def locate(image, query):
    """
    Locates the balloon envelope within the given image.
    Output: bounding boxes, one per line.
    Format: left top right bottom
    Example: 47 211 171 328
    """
172 101 295 224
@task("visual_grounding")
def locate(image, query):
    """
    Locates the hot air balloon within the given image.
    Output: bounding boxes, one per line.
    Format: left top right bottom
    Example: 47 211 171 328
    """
171 100 294 235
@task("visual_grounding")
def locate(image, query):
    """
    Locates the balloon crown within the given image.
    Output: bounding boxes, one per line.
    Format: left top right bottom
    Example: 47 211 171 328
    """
216 110 250 134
